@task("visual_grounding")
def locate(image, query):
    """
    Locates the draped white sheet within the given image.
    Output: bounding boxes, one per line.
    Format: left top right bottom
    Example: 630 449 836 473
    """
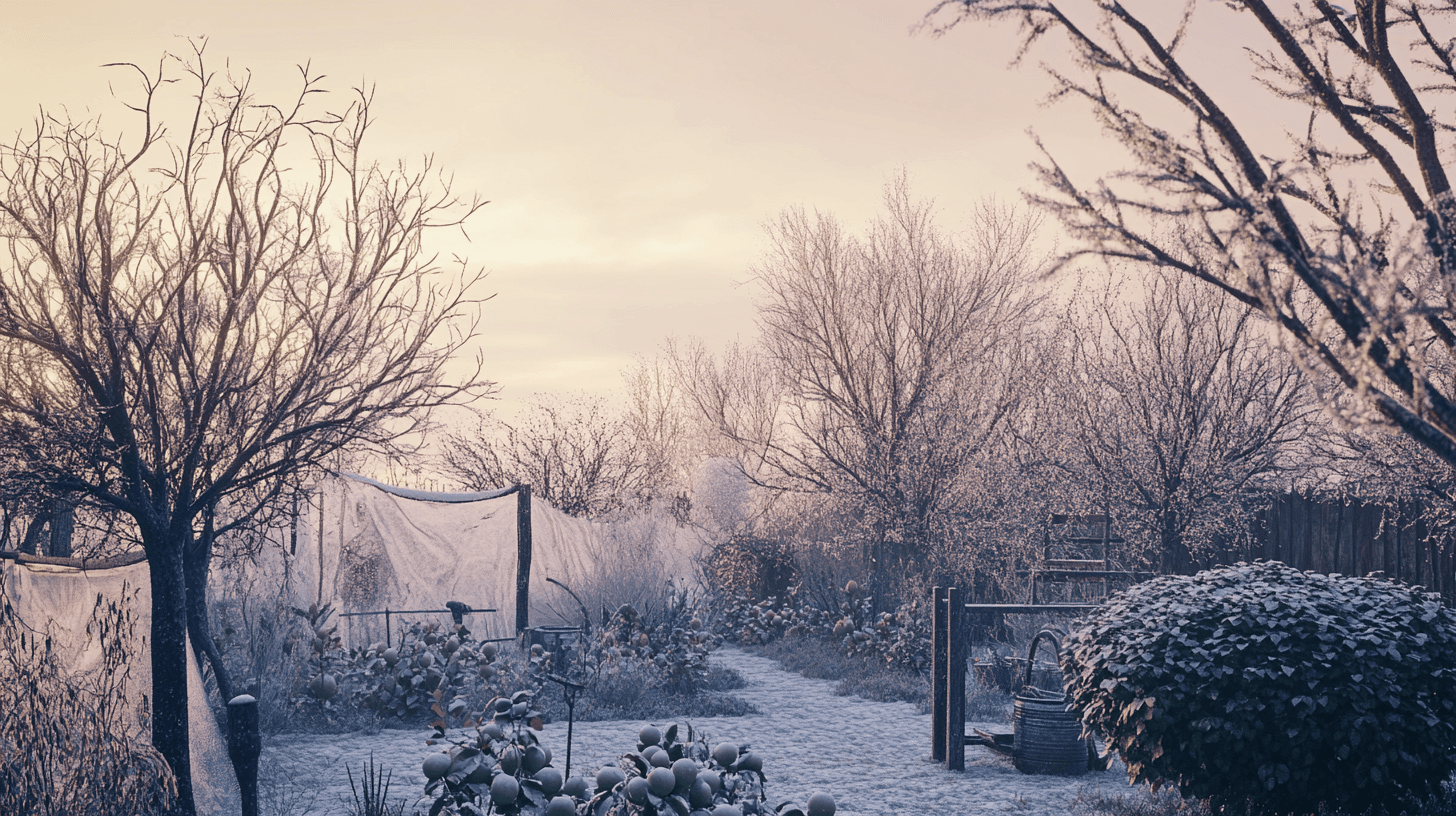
2 557 242 816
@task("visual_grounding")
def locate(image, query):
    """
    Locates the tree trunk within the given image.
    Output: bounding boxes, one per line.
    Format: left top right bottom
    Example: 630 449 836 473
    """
18 511 47 554
48 496 74 558
146 540 197 816
1160 510 1190 575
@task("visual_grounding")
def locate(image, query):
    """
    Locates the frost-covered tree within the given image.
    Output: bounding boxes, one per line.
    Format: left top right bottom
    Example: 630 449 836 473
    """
1057 269 1314 571
622 354 703 511
0 47 490 812
924 0 1456 468
1312 408 1456 534
442 393 652 518
672 176 1044 583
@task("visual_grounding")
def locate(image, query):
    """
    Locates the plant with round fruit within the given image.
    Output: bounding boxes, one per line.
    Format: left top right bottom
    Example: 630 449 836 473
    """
580 722 834 816
415 688 567 815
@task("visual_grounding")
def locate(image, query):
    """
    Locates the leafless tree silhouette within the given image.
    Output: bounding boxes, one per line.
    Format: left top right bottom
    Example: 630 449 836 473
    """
672 176 1044 584
924 0 1456 468
0 44 492 811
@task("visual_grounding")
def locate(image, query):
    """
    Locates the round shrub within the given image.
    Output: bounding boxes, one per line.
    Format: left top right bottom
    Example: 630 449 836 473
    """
1062 561 1456 816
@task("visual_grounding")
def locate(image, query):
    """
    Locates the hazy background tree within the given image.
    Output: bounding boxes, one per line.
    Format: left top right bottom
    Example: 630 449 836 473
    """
0 46 490 811
924 0 1456 469
622 353 702 517
442 392 652 518
1311 408 1456 536
1054 269 1314 572
672 177 1044 597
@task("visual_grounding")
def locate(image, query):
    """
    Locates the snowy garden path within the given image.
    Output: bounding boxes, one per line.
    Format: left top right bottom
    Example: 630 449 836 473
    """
259 647 1131 816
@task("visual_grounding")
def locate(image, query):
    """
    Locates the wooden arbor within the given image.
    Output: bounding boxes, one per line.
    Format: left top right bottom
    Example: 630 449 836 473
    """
931 514 1152 770
931 586 1101 770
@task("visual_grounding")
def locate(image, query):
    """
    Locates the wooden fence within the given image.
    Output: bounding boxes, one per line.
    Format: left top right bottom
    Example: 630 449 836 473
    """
1189 494 1453 603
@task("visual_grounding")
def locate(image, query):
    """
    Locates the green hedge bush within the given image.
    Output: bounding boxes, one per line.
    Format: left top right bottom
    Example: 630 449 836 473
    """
1062 561 1456 816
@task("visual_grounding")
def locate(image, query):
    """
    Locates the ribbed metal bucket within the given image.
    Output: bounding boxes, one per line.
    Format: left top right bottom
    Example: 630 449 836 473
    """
1012 630 1089 776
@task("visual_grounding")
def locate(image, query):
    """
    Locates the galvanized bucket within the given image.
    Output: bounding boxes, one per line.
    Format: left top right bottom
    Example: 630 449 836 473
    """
1013 629 1089 776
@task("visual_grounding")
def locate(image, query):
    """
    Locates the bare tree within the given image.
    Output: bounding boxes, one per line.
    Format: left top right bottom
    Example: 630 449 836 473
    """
1055 269 1315 571
441 392 650 517
923 1 1456 469
0 45 491 812
622 353 700 507
672 177 1044 586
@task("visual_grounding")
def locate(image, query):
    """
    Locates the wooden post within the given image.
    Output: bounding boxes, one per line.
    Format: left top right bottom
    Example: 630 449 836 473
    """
516 484 533 635
932 586 947 763
946 586 967 771
317 486 326 607
227 694 261 816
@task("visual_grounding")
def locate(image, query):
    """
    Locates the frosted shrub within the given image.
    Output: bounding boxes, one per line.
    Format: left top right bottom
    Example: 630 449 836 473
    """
581 603 722 696
711 582 932 675
416 689 558 816
1063 561 1456 816
322 611 737 728
585 721 836 816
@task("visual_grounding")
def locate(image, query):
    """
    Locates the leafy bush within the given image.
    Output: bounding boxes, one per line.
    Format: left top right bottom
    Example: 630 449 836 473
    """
414 689 562 816
252 599 745 732
1063 561 1456 816
0 576 182 816
580 603 723 695
583 722 836 816
710 581 932 675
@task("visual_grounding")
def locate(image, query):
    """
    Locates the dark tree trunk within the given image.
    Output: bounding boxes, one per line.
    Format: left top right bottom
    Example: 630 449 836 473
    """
19 511 47 554
48 496 74 557
1160 510 1190 575
146 539 197 815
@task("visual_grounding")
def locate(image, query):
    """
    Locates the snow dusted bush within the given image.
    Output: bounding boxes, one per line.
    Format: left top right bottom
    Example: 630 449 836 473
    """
582 721 835 816
711 582 932 675
1063 561 1456 816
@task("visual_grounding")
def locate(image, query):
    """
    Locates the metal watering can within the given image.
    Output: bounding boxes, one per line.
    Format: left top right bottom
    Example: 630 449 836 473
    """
1013 629 1092 775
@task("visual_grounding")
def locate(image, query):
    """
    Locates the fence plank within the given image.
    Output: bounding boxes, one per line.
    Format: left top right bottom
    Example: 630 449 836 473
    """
1244 494 1452 605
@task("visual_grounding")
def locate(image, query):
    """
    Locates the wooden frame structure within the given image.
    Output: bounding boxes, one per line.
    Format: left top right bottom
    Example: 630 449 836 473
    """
931 585 1102 771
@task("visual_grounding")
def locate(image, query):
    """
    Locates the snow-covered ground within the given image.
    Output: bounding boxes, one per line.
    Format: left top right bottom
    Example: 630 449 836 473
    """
259 647 1135 816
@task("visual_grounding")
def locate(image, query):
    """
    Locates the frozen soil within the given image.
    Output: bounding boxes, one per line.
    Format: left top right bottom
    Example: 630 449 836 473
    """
260 646 1132 816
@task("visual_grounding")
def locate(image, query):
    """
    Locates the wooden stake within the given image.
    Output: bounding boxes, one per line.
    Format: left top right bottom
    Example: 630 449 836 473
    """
932 586 947 763
947 586 966 771
516 484 533 635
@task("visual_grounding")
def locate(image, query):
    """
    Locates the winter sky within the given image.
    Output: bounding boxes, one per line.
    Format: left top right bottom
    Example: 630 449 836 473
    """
4 1 1258 418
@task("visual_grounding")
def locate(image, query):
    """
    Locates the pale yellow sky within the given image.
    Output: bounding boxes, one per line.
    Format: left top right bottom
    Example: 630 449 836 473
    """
2 1 1265 420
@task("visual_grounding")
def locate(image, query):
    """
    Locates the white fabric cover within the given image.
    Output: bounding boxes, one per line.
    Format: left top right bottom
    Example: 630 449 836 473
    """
1 558 241 816
292 475 704 645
